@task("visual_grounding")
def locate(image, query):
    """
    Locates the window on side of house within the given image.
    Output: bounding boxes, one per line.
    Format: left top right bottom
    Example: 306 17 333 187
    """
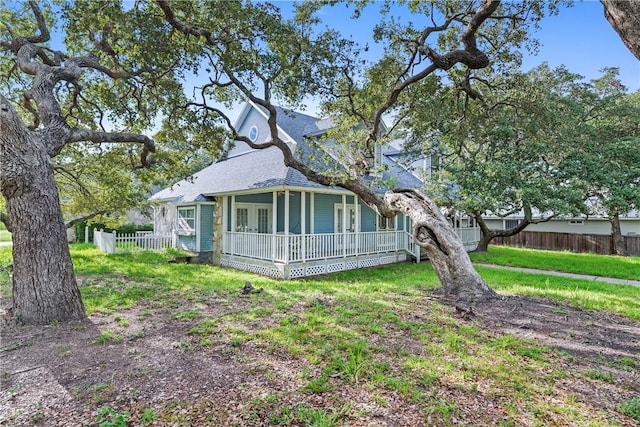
568 220 584 225
177 206 196 232
378 215 396 231
504 219 520 230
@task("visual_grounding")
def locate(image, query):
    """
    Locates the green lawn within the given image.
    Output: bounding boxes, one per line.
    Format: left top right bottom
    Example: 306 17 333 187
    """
470 245 640 281
0 229 11 243
0 244 638 425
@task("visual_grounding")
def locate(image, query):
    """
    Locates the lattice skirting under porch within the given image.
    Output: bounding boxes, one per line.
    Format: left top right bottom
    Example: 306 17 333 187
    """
219 252 408 280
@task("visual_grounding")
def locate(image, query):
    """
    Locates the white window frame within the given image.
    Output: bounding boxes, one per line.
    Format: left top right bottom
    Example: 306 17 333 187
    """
235 203 272 233
177 206 196 234
248 125 259 142
377 215 396 231
334 204 359 233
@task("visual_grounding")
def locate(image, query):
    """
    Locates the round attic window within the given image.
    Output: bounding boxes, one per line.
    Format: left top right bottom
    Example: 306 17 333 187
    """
248 126 259 142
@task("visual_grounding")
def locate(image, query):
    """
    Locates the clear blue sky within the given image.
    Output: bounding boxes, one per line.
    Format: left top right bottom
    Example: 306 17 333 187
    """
288 0 639 93
521 1 639 92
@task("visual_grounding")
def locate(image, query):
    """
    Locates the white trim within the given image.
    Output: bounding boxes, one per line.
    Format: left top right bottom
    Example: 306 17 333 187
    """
196 204 202 252
272 191 277 260
202 185 354 198
248 100 298 144
231 196 236 233
235 202 273 233
177 206 196 234
284 190 290 235
310 192 315 234
301 191 306 261
334 202 360 233
222 196 228 235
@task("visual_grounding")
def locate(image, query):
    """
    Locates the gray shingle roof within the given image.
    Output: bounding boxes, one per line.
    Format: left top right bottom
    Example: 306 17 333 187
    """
151 103 423 204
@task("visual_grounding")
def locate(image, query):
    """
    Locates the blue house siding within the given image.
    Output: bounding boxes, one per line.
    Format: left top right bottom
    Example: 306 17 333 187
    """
313 193 342 233
360 203 377 232
228 108 272 158
199 204 214 252
236 193 272 204
275 192 302 233
177 235 197 251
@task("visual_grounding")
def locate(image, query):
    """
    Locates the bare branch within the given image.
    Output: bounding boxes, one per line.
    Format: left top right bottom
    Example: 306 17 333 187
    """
64 211 108 229
26 0 50 44
66 129 155 167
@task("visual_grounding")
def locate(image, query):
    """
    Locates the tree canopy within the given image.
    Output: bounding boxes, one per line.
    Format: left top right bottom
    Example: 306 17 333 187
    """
1 0 638 323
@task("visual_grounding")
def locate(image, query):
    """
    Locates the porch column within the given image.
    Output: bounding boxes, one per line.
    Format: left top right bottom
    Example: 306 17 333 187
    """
272 191 277 262
354 195 359 255
310 192 315 233
230 196 236 255
342 194 347 258
284 189 290 263
230 195 236 232
196 204 202 252
301 191 306 262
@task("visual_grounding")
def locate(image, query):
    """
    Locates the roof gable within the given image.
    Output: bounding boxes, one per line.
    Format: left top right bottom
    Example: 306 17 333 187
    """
151 102 424 203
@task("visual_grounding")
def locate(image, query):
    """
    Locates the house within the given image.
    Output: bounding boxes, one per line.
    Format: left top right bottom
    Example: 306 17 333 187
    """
483 210 640 236
150 102 480 279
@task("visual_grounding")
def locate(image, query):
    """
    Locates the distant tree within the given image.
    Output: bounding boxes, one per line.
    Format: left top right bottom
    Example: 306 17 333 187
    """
560 74 640 255
0 0 204 324
397 64 597 251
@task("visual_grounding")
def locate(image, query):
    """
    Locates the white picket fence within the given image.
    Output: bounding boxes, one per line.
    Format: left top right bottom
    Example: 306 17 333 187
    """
93 229 174 254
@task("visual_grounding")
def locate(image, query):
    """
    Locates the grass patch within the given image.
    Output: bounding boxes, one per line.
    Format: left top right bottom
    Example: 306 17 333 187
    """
1 244 638 424
476 267 640 320
470 246 640 280
618 398 640 424
0 229 11 243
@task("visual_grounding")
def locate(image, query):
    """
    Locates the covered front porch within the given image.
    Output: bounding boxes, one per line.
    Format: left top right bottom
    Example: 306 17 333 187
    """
215 189 479 279
221 230 415 279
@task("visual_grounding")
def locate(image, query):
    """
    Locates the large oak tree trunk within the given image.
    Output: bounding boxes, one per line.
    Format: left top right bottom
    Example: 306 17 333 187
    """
1 99 86 325
385 189 496 303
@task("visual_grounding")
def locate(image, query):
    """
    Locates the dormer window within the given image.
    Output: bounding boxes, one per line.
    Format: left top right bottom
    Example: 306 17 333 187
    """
248 126 259 142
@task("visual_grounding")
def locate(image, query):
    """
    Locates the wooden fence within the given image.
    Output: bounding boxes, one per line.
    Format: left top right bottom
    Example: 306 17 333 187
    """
492 231 640 256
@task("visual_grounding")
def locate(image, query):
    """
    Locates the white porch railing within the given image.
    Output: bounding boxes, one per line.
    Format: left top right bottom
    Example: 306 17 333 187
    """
94 229 174 254
223 230 411 263
223 227 479 264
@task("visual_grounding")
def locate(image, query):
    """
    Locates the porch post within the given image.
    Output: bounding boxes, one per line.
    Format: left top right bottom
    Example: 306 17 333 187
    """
342 194 347 258
301 191 306 262
272 191 277 262
196 204 202 252
231 195 236 255
310 192 315 233
284 189 290 263
231 195 236 232
354 195 359 255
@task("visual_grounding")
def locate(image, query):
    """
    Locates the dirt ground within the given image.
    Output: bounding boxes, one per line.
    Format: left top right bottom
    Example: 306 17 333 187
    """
1 286 638 426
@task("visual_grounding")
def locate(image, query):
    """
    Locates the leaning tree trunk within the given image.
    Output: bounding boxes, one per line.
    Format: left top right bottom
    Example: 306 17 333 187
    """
601 0 640 60
385 189 496 303
609 213 627 256
0 99 86 325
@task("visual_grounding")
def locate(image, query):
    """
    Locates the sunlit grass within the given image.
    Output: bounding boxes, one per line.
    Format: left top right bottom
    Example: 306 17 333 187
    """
470 245 640 280
0 229 11 243
1 244 636 424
